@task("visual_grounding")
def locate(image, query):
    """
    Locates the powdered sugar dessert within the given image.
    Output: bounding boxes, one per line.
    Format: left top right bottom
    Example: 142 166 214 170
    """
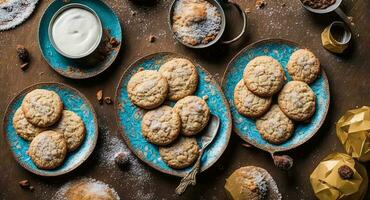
172 0 222 46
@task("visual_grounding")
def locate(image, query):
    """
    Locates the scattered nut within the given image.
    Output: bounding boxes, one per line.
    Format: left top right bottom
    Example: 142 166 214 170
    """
19 180 30 188
148 35 156 43
16 45 29 63
245 8 251 14
104 97 113 105
273 155 293 171
255 0 267 9
138 67 144 72
242 143 253 148
202 95 209 101
338 165 354 180
114 152 129 168
96 90 103 104
20 63 29 71
109 37 120 48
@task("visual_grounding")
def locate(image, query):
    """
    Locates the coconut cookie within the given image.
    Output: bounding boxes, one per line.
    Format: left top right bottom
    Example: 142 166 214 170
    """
12 108 45 141
141 105 181 146
173 96 210 136
256 105 294 144
28 131 67 169
234 80 272 118
225 166 282 200
159 58 198 101
21 89 63 127
52 110 85 152
287 49 320 84
159 137 199 169
243 56 285 97
278 81 316 121
127 70 168 109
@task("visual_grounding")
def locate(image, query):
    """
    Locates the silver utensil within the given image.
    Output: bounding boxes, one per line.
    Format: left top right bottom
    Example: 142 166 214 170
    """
175 115 220 195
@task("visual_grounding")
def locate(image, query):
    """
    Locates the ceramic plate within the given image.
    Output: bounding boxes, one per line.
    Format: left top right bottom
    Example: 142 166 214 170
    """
221 39 330 153
115 52 232 177
38 0 122 79
3 83 98 176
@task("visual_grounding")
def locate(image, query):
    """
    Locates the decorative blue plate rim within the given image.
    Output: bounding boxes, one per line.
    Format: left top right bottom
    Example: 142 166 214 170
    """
221 38 330 153
3 82 99 176
114 52 232 177
37 0 122 79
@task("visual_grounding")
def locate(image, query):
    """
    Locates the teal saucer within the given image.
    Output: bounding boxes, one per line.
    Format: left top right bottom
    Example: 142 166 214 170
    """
115 52 232 177
38 0 122 79
222 39 330 153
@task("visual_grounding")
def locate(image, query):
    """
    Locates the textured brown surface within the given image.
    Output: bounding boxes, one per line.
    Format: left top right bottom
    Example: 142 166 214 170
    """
0 0 369 199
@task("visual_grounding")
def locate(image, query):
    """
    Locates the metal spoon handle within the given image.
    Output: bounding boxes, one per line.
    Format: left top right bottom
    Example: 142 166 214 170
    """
175 149 204 195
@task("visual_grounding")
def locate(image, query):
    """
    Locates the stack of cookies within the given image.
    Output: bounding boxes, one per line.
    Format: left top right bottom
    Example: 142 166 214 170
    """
127 58 210 169
234 49 320 144
13 89 85 169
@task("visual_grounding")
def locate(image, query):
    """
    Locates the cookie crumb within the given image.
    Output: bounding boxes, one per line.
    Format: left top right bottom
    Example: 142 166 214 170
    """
281 3 286 7
245 7 251 14
20 63 29 71
148 35 156 43
104 97 113 105
255 0 267 9
109 37 120 48
16 45 29 63
97 90 103 104
131 11 137 16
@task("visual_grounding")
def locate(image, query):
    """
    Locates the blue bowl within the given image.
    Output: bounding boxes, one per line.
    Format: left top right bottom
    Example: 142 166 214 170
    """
38 0 122 79
115 52 232 177
3 83 98 176
221 39 330 153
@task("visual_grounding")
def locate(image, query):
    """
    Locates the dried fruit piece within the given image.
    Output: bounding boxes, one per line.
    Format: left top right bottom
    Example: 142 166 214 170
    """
16 45 29 63
338 165 354 180
96 90 103 104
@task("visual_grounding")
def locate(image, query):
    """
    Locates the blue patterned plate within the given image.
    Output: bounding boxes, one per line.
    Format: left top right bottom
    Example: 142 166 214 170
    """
221 39 330 153
115 52 232 177
38 0 122 79
3 83 98 176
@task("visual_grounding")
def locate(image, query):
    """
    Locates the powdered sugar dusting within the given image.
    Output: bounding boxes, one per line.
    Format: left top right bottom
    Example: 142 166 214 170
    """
0 0 38 31
53 178 120 200
97 127 155 200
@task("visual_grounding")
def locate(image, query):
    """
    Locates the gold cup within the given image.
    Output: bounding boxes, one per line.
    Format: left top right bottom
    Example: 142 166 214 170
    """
321 21 351 54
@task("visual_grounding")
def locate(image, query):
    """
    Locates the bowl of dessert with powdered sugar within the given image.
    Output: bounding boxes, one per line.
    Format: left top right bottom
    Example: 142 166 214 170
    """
168 0 247 48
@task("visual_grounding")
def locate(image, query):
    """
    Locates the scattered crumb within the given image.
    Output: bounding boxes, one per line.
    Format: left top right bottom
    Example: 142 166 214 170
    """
104 97 113 105
255 0 267 9
281 3 286 7
245 8 251 14
97 90 103 104
203 95 209 101
20 63 29 71
148 35 156 43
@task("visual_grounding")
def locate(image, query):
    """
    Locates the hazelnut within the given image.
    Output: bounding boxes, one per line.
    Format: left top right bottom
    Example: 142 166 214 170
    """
114 152 129 168
273 155 293 171
16 45 29 63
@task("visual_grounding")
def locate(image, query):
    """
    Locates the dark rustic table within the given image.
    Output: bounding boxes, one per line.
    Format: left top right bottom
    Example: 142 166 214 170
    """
1 0 369 199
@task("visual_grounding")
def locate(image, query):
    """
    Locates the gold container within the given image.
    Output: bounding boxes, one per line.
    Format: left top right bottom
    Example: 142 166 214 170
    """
321 21 351 53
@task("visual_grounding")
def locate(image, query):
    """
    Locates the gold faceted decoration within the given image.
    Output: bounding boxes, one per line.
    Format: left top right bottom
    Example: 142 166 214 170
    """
310 153 368 200
336 106 370 162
